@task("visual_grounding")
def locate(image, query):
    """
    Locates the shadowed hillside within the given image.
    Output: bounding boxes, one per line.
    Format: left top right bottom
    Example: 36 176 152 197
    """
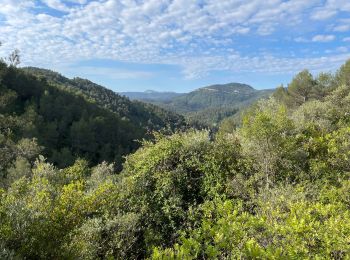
0 65 187 168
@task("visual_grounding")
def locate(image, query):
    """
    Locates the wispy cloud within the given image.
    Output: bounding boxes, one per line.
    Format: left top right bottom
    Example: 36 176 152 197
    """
311 0 350 20
41 0 70 12
0 0 349 82
311 9 337 20
294 37 308 43
312 35 335 42
70 66 154 80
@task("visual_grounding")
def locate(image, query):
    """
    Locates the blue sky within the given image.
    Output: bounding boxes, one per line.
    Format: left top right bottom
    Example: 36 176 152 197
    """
0 0 349 92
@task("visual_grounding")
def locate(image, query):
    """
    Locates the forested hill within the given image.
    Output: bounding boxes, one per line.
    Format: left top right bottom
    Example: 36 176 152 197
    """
164 83 273 114
0 64 186 169
122 83 274 125
23 67 186 131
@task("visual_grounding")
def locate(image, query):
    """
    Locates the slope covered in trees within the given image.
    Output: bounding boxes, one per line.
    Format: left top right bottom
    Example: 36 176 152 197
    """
123 83 274 126
23 67 186 132
0 63 186 170
1 60 350 259
165 83 273 113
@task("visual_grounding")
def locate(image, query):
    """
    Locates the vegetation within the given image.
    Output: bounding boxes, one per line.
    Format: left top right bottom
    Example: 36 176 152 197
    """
0 64 186 170
123 83 274 126
1 55 350 259
23 67 187 134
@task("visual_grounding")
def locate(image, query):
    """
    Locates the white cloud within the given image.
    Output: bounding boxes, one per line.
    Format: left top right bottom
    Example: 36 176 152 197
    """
332 18 350 32
311 8 337 20
41 0 70 12
66 0 87 4
294 37 308 43
336 46 348 53
343 37 350 42
257 23 275 36
312 35 335 42
0 0 349 81
311 0 350 20
179 53 350 79
333 24 350 32
63 66 154 80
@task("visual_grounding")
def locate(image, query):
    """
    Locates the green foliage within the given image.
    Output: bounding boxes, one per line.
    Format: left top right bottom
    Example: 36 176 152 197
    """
274 69 340 109
239 98 298 187
64 213 142 259
0 64 187 170
126 83 274 126
336 59 350 86
119 131 213 249
1 59 350 259
287 69 316 105
186 106 239 127
0 159 125 259
153 184 350 259
24 67 187 132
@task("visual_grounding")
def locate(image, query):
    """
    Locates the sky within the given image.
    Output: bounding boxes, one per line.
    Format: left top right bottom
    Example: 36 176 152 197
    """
0 0 349 92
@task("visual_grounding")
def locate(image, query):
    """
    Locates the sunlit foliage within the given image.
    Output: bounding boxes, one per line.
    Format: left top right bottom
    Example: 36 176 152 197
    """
1 58 350 259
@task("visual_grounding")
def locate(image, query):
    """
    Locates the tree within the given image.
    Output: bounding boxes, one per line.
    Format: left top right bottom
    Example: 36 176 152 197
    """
239 98 296 188
272 85 287 102
314 72 335 99
287 69 315 105
336 59 350 86
8 49 20 67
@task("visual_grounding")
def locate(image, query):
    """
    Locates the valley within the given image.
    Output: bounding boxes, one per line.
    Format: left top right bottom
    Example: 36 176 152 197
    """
122 83 274 125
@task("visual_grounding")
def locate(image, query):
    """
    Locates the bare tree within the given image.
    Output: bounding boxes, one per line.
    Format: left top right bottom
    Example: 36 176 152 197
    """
0 41 4 63
8 49 20 67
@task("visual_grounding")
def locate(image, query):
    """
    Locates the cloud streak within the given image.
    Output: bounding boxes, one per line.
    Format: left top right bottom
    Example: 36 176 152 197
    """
68 66 154 80
312 35 336 42
0 0 349 80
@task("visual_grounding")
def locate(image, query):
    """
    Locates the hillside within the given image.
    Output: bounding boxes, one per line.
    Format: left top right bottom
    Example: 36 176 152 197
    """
23 67 186 131
2 60 350 259
166 83 273 112
124 83 274 125
0 64 186 169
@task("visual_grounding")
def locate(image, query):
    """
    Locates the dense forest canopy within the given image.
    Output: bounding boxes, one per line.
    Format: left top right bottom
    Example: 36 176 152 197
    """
1 58 350 259
23 67 187 132
0 64 187 170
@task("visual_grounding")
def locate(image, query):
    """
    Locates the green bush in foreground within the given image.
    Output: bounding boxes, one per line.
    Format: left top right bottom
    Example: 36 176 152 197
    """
1 60 350 259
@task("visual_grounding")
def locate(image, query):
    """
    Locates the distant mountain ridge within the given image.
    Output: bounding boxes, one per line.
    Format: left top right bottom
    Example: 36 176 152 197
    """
122 83 274 125
16 67 187 167
120 90 183 102
24 67 273 127
23 67 187 131
167 83 271 113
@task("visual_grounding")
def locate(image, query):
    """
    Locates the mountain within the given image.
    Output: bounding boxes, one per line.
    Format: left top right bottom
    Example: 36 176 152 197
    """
162 83 273 113
23 67 186 132
120 90 183 102
125 83 274 126
0 65 186 168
